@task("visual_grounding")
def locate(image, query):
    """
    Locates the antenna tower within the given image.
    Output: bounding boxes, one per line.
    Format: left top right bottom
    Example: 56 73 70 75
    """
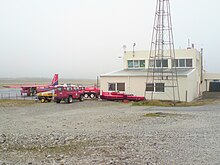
146 0 180 102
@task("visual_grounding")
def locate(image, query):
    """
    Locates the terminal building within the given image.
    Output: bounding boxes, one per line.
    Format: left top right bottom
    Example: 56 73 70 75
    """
100 47 220 102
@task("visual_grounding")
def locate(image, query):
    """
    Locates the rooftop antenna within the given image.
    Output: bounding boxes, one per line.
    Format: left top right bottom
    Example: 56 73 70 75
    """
132 43 136 57
145 0 180 102
123 45 127 54
187 39 191 49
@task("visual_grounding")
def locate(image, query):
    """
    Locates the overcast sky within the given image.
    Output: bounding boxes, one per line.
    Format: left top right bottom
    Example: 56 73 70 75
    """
0 0 220 79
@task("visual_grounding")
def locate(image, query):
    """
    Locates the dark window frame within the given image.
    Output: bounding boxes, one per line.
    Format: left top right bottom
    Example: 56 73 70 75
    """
108 83 116 91
146 83 154 92
117 83 125 91
186 59 193 67
108 82 125 92
146 83 165 93
155 83 165 92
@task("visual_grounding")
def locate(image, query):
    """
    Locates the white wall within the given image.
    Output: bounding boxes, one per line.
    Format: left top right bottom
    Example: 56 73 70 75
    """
100 74 198 102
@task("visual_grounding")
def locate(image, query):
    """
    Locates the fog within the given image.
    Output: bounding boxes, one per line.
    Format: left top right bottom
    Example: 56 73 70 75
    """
0 0 220 79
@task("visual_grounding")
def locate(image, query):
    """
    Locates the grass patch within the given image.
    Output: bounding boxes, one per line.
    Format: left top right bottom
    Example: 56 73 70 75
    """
0 99 36 107
143 112 179 117
133 99 215 107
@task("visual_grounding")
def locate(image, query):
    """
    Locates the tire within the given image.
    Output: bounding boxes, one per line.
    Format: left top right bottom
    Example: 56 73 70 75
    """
84 93 88 98
79 95 84 102
68 96 73 103
90 93 95 99
56 100 61 103
41 98 45 103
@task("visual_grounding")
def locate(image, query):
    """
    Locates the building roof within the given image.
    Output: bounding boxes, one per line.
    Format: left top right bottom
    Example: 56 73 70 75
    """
100 68 195 77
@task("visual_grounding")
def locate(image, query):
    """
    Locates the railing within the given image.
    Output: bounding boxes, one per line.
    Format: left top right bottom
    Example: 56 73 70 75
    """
0 93 35 100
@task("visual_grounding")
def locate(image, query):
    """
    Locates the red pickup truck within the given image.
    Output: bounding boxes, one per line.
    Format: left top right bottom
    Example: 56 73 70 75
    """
54 85 84 103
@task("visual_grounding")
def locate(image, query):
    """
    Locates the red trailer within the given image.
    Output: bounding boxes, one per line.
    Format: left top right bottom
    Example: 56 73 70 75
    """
101 91 145 101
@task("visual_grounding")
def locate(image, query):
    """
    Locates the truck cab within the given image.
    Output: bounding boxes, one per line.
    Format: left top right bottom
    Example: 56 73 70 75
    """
54 85 84 103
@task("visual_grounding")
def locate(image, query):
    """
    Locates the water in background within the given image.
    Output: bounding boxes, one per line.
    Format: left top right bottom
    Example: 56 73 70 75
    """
0 88 23 99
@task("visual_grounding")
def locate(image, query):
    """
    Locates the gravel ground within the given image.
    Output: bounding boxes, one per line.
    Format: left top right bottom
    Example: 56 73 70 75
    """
0 100 220 165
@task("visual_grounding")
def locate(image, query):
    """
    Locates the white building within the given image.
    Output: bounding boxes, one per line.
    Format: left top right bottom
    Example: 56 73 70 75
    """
100 48 220 102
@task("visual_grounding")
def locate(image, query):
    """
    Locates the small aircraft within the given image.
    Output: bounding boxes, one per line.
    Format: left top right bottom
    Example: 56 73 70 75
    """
3 74 58 96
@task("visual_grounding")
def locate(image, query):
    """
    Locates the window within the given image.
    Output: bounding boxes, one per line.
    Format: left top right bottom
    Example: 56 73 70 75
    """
140 60 145 67
149 60 155 67
172 59 193 68
67 87 72 91
149 59 168 68
127 60 145 68
172 59 178 67
134 60 139 68
108 83 116 91
186 59 192 67
108 83 125 91
117 83 125 91
179 59 185 67
146 83 154 91
155 83 164 92
128 60 133 68
146 83 165 92
57 87 63 91
162 60 168 67
156 60 162 67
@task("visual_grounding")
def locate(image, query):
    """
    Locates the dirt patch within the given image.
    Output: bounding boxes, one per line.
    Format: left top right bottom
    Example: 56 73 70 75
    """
0 99 36 107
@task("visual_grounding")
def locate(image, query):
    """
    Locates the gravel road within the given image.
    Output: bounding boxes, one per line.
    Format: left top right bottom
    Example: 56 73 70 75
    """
0 100 220 165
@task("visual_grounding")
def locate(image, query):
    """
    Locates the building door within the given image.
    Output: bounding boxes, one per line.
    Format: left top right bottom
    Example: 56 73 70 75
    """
209 82 220 92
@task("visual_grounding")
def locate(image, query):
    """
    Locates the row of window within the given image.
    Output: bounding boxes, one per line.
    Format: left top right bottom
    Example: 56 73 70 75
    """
149 59 168 68
127 59 193 68
108 82 165 93
127 60 145 68
172 59 192 67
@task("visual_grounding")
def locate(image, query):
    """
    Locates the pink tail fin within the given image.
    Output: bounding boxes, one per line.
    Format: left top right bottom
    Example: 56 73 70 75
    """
51 74 58 86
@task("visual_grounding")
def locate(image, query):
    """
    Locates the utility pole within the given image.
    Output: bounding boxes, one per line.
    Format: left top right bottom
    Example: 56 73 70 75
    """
146 0 180 102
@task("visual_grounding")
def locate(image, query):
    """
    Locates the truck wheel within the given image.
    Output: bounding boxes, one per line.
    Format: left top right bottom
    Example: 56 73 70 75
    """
68 96 73 103
84 93 88 98
90 93 95 99
79 95 84 102
56 100 61 103
41 98 45 103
